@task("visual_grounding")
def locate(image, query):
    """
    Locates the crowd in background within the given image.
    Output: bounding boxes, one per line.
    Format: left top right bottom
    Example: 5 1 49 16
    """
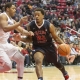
0 0 80 68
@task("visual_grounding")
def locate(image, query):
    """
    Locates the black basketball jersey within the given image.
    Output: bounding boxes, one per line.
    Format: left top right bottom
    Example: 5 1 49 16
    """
29 20 53 46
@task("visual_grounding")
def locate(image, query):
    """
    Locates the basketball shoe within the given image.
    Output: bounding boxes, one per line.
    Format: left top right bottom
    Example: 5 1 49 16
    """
64 72 71 80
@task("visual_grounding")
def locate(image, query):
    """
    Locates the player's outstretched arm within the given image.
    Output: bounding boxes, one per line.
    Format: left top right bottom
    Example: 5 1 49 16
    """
21 36 32 43
49 23 64 44
0 14 27 32
13 33 32 43
15 26 34 36
14 23 33 42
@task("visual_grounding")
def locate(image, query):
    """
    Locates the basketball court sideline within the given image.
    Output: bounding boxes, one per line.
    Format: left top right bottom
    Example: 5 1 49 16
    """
0 65 80 80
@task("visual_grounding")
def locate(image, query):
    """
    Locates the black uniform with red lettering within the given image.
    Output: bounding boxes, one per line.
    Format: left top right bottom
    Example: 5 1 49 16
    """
29 20 66 73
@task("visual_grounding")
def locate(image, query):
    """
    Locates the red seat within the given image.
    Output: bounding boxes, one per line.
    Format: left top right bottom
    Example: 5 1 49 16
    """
57 6 66 9
61 6 66 9
58 0 66 3
60 23 66 29
69 15 75 19
53 11 60 16
60 2 66 6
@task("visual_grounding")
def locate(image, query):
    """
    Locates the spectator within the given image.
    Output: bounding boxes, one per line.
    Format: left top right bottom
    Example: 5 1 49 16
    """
66 42 80 64
18 42 30 67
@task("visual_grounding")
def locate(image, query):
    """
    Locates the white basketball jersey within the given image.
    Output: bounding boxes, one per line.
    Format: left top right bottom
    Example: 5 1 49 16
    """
0 12 14 43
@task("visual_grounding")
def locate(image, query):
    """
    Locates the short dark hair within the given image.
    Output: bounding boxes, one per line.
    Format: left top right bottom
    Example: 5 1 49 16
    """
34 8 45 15
5 2 15 11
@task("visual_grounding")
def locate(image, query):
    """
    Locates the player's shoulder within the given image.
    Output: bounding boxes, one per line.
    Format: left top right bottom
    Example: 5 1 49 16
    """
44 19 49 23
44 19 50 24
0 12 6 17
45 20 54 27
44 20 55 29
29 20 35 25
30 20 35 23
44 19 51 27
0 12 7 19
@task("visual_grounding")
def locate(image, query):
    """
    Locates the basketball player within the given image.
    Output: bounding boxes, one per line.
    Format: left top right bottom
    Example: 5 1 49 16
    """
17 8 71 80
0 2 34 80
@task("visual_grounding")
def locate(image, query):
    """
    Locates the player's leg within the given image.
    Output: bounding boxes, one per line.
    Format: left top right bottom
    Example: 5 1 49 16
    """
54 58 71 80
11 51 24 80
0 49 12 72
6 43 25 80
68 55 75 64
51 52 70 80
45 44 70 80
34 51 44 80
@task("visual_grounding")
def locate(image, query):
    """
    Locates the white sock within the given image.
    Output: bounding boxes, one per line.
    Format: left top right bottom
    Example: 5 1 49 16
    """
18 79 22 80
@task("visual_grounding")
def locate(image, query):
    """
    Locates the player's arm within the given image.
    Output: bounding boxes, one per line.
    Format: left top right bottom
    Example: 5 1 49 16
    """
15 20 34 36
15 26 33 36
14 23 33 42
0 14 27 32
49 23 64 44
21 23 33 42
20 36 32 43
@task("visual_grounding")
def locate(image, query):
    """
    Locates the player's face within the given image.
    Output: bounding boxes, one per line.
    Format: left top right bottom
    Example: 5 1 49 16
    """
34 11 44 23
8 5 16 17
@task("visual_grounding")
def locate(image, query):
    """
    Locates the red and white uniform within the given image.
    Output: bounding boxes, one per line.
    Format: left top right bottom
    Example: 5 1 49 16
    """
0 12 18 66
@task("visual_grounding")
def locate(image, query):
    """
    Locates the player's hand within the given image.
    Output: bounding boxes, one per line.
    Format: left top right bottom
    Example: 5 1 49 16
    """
19 16 28 25
28 31 34 36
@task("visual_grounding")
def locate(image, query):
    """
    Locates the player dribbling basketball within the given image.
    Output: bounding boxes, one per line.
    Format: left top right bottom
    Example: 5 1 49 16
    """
20 8 71 80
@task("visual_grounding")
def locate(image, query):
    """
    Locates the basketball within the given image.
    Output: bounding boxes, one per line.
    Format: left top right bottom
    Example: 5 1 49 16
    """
58 44 71 56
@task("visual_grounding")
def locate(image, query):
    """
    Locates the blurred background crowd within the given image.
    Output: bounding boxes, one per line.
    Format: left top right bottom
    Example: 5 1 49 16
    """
0 0 80 68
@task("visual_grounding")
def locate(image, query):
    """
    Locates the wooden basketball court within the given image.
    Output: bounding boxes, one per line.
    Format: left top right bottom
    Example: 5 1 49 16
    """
0 65 80 80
